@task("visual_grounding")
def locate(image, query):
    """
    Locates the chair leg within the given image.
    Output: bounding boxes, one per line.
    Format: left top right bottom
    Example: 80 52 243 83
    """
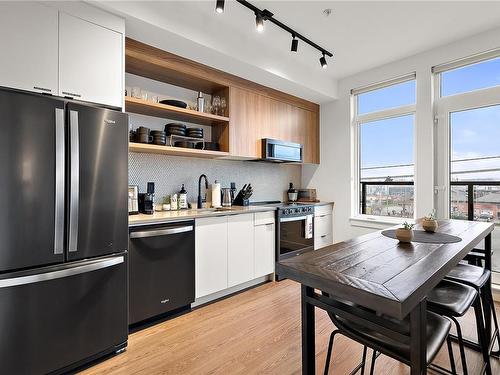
473 295 492 375
446 336 458 375
324 330 339 375
450 316 468 375
369 350 376 375
360 346 368 375
485 287 500 356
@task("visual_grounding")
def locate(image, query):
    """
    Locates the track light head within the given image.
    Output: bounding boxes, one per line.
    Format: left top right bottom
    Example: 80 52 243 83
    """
291 36 298 52
255 12 264 32
320 54 327 69
215 0 225 13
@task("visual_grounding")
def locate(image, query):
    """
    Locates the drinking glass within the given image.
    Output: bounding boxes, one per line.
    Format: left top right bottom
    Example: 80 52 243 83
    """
131 87 141 99
220 97 227 116
212 95 221 115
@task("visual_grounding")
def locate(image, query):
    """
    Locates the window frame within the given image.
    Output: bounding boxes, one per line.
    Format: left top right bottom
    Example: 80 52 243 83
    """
350 73 417 224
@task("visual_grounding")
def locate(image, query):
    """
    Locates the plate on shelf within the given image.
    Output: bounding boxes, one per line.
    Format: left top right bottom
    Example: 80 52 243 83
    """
159 99 187 108
175 141 196 149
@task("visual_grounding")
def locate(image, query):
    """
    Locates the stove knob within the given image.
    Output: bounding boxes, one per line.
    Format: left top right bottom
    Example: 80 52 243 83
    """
295 208 300 214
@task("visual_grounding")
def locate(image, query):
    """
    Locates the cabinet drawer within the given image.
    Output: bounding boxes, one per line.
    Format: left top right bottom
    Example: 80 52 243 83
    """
254 211 275 226
314 214 332 237
315 233 333 250
315 204 333 216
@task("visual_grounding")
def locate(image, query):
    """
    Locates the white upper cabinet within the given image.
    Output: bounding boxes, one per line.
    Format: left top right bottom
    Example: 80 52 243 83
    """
0 2 58 94
227 214 255 287
59 12 122 108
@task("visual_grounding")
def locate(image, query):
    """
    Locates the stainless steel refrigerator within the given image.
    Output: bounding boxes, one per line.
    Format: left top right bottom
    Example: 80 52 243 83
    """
0 87 128 374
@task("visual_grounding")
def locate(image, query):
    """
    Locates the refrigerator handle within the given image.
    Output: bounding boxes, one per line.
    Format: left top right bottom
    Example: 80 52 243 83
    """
54 108 65 255
0 256 124 289
69 110 79 253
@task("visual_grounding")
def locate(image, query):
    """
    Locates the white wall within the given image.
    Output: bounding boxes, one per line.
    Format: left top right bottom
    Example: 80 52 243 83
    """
303 25 500 242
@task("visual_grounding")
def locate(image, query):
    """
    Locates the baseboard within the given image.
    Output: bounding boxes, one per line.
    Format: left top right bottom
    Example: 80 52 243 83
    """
192 275 271 308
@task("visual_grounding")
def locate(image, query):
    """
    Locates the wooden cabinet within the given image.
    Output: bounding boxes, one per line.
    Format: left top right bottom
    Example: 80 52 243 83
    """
0 2 58 95
227 214 255 287
59 12 122 108
314 204 334 250
195 216 228 298
254 212 275 278
230 87 319 163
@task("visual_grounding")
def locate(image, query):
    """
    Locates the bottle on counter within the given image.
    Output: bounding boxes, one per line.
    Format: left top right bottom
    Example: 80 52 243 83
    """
287 182 298 202
179 184 188 209
211 180 221 208
171 193 178 210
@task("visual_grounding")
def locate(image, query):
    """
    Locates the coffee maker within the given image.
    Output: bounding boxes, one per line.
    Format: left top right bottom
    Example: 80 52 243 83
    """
139 182 155 215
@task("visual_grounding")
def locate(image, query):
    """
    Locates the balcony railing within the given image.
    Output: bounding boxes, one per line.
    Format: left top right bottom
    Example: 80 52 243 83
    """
450 181 500 223
360 181 414 217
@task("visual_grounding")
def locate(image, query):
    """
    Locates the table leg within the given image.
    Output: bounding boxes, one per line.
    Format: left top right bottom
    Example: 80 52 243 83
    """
301 285 315 375
484 233 492 341
410 299 427 375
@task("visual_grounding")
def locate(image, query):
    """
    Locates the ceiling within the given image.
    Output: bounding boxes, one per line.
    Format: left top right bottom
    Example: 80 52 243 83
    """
96 1 500 103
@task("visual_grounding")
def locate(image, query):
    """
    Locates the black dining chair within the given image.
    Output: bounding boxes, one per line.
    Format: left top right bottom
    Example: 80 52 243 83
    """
445 263 500 359
321 294 457 375
426 279 489 375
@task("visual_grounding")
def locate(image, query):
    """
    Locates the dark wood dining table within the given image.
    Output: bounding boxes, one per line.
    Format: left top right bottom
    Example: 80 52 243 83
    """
276 219 495 375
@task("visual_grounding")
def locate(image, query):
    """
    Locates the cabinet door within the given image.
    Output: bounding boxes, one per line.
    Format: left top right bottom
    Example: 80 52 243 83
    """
0 2 58 94
314 214 333 250
254 223 275 278
59 12 122 108
195 216 228 298
227 214 255 287
229 87 270 158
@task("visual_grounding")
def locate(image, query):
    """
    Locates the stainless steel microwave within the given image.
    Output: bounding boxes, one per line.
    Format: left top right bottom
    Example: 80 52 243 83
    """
261 138 303 163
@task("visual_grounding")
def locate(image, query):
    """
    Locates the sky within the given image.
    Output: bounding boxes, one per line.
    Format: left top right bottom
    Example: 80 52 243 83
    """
359 58 500 181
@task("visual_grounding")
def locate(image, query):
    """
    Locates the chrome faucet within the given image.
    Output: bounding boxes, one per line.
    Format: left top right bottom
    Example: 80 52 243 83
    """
197 174 209 208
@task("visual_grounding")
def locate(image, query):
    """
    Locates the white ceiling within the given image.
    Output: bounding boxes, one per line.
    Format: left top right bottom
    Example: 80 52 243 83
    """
96 1 500 102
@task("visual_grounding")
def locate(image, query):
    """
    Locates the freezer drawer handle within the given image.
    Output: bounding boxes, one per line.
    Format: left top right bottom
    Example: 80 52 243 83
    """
54 108 65 255
130 226 194 239
69 110 79 253
0 256 124 289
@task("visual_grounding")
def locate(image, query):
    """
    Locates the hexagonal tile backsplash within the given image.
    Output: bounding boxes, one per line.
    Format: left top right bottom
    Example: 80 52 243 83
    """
129 152 301 205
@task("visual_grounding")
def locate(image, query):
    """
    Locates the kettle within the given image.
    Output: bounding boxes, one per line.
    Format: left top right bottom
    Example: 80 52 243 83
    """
221 188 232 207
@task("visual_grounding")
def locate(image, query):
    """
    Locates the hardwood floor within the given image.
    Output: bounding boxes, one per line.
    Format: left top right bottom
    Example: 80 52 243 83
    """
81 280 500 375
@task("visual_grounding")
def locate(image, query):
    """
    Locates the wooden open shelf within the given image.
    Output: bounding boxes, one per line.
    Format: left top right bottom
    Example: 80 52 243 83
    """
129 142 229 159
125 97 229 126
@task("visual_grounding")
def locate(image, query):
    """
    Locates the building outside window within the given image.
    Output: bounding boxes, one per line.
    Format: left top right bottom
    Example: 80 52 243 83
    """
351 74 416 220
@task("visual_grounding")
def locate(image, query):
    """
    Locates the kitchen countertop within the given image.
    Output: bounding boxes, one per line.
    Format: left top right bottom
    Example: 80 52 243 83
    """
129 205 277 227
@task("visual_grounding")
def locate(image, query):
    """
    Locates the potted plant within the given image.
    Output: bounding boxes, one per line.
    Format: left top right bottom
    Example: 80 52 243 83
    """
396 222 414 243
422 209 438 233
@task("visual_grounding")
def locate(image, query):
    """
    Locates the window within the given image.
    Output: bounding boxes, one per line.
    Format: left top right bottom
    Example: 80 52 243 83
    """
440 56 500 97
352 74 416 219
434 50 500 275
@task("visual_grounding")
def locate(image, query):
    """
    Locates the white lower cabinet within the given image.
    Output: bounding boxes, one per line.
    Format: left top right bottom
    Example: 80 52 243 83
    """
195 211 275 300
228 214 255 287
314 204 334 250
195 216 228 299
254 222 275 278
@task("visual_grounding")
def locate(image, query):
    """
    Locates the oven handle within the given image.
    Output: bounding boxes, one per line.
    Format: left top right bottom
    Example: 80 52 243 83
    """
280 215 309 223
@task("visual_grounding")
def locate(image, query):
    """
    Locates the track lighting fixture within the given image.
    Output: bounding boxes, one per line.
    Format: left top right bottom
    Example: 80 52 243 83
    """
255 12 264 32
215 0 225 14
291 35 298 52
320 54 328 69
215 0 333 69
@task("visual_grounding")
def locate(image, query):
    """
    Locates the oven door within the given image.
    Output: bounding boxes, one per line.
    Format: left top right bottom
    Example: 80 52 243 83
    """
279 215 314 259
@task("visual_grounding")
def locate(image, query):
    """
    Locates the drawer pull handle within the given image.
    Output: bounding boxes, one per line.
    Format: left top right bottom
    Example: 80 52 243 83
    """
62 91 82 98
33 86 52 92
321 235 327 238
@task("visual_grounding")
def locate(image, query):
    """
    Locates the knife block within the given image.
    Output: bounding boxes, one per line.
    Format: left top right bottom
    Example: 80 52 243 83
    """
233 196 249 206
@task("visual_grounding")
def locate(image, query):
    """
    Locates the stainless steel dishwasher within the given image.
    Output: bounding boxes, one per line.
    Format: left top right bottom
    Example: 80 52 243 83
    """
129 220 195 325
